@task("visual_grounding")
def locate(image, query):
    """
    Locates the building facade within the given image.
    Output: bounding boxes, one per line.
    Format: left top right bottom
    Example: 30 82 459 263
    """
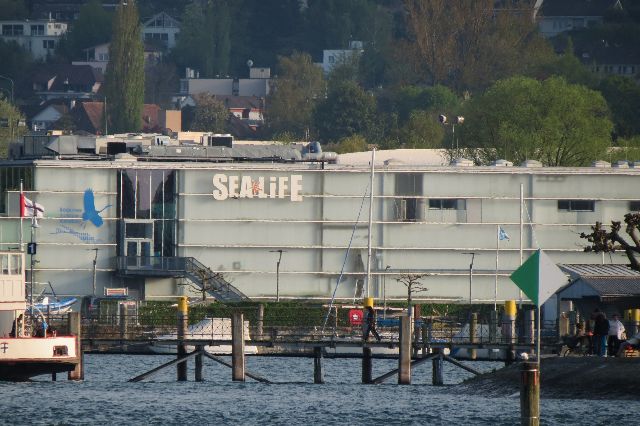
0 19 67 60
0 142 637 304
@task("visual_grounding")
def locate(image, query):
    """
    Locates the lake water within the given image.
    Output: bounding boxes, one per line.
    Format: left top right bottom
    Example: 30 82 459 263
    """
0 354 637 425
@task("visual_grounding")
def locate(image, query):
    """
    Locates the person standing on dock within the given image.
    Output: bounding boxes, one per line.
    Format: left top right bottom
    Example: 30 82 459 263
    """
363 306 381 342
592 309 609 357
608 314 625 356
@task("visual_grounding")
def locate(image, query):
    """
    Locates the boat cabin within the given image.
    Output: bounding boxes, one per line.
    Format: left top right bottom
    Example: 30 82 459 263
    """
0 251 26 337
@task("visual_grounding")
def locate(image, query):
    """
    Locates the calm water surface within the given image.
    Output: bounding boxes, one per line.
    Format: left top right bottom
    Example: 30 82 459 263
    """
1 354 637 425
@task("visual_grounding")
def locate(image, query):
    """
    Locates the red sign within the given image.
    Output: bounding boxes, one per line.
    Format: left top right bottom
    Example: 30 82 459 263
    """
348 309 364 326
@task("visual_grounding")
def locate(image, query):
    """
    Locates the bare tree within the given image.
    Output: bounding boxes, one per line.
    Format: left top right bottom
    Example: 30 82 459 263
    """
184 270 228 301
580 213 640 271
396 273 430 310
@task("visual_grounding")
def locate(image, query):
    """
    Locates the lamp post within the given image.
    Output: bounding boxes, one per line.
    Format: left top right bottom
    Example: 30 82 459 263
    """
269 250 286 302
438 114 464 157
0 74 14 103
462 252 476 307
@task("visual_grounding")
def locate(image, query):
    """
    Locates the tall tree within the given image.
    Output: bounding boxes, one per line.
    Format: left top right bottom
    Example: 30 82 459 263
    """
56 0 113 61
104 1 145 133
461 76 613 166
265 52 325 140
401 0 552 91
314 80 376 143
598 76 640 138
0 97 26 158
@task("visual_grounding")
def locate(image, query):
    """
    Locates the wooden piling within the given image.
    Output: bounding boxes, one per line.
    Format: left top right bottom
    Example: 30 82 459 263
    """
68 311 83 381
398 315 411 385
520 361 540 426
362 347 372 384
119 302 127 339
314 346 324 384
257 304 265 338
469 312 478 360
177 296 188 382
195 345 203 382
232 312 245 382
432 349 443 386
421 322 429 356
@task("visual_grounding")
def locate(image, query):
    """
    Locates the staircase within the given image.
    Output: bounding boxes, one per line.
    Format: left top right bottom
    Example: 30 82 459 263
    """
116 256 249 303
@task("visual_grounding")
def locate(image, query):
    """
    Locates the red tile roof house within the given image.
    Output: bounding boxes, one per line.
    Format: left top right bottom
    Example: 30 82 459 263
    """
74 101 162 135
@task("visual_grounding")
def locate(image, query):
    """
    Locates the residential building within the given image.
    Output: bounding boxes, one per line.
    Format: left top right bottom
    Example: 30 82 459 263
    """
141 12 180 50
179 68 271 98
30 1 120 22
0 19 67 60
537 0 623 38
31 64 103 101
72 43 110 74
321 41 364 74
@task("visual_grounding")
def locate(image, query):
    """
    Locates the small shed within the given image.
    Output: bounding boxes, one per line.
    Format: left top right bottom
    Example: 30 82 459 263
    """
557 264 640 318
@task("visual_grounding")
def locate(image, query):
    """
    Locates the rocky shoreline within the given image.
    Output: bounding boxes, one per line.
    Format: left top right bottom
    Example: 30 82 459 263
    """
456 357 640 400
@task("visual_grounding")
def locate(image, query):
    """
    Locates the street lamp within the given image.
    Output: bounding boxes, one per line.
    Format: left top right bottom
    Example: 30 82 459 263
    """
0 74 14 103
462 252 476 307
269 249 286 302
439 114 464 156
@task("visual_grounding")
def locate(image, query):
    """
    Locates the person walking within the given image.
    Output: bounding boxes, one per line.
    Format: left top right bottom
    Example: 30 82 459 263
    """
593 309 609 357
608 314 625 356
363 306 381 342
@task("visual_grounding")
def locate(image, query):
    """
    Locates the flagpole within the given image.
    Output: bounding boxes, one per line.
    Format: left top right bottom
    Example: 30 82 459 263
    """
519 183 524 304
19 180 24 251
537 305 541 366
495 225 499 311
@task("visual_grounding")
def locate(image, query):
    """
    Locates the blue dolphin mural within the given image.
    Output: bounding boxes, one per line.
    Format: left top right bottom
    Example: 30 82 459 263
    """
82 189 111 227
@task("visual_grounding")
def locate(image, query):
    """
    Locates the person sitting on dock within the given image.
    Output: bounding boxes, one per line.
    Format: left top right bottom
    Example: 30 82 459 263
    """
616 331 640 357
363 306 381 342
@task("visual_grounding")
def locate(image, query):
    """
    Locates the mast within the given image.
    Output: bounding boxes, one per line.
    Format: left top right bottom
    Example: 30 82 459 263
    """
365 149 375 300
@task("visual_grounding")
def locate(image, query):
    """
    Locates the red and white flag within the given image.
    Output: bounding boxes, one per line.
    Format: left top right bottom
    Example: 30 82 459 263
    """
20 194 45 218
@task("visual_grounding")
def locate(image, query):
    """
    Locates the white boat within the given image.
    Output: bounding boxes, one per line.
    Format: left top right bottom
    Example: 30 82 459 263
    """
0 251 81 381
30 296 77 315
149 317 258 355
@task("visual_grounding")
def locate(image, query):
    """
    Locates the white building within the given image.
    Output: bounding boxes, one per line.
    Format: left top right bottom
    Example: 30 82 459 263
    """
0 19 67 60
1 139 638 305
321 41 364 74
141 12 180 50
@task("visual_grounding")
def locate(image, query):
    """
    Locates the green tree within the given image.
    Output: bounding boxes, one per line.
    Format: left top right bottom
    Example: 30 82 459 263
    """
104 1 145 133
461 76 613 166
533 39 596 87
0 97 26 158
56 0 113 61
0 0 28 19
329 134 369 154
314 80 376 143
0 40 32 98
399 110 445 149
265 52 325 139
172 0 232 78
598 76 640 138
190 94 229 132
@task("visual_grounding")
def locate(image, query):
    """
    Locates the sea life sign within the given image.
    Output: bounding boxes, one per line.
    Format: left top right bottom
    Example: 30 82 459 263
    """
212 174 303 201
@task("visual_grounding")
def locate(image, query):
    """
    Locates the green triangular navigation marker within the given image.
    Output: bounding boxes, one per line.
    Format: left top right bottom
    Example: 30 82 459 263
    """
510 250 540 305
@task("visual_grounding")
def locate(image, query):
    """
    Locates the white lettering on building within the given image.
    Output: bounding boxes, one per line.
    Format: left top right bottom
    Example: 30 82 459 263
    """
212 174 303 201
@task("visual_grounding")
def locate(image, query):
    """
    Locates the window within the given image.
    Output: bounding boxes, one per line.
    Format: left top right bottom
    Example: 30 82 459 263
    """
429 199 466 210
31 25 44 36
395 198 419 222
98 53 109 61
43 39 54 49
2 24 24 36
558 200 595 212
630 201 640 211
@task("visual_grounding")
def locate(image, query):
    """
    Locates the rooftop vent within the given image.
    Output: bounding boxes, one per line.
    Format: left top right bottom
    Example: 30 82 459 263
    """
450 158 474 167
520 159 542 168
492 159 513 167
592 160 611 168
613 160 629 168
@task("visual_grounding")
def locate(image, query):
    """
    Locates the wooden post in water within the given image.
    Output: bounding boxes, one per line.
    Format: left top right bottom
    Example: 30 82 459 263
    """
257 304 264 338
432 348 444 386
398 315 411 385
469 312 478 360
362 347 372 384
413 305 421 357
68 311 83 381
421 322 429 356
177 296 188 382
520 361 540 426
232 312 245 381
195 345 203 382
504 301 517 366
314 346 324 384
119 302 127 340
524 308 535 356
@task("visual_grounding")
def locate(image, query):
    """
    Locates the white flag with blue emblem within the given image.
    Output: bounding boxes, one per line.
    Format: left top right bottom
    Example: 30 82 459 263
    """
498 226 510 241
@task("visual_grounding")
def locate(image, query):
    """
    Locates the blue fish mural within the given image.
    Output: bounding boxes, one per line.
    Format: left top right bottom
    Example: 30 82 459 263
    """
82 189 111 227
